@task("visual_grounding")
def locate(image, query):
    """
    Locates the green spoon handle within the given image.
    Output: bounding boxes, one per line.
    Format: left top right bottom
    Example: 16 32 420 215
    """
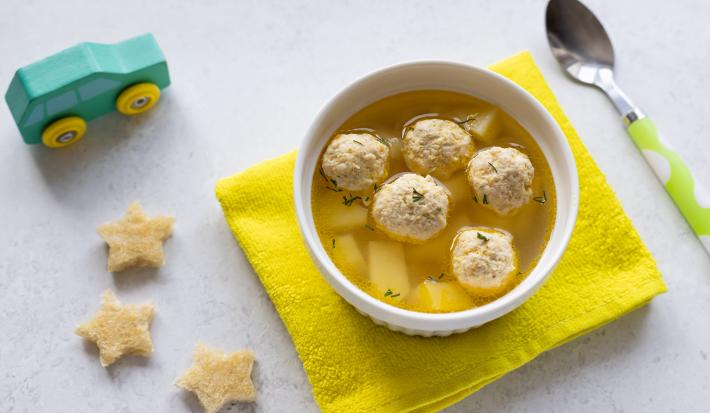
627 117 710 254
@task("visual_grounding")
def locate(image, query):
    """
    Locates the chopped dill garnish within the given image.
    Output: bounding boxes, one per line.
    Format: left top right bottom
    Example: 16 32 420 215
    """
364 196 369 202
364 224 375 231
473 194 479 203
488 162 498 173
331 238 336 249
533 191 547 204
456 113 479 125
373 183 380 192
412 188 424 202
426 273 445 282
375 136 390 147
318 166 330 184
390 293 401 298
320 166 340 191
342 193 362 206
477 232 489 242
384 289 393 297
482 194 489 204
352 139 364 146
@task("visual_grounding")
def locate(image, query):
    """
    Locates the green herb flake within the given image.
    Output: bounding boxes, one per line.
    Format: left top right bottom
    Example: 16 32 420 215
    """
473 194 479 203
533 191 548 204
390 293 401 298
373 183 380 192
320 167 340 192
412 188 424 202
477 232 489 242
318 166 329 184
352 139 364 146
332 238 336 249
488 162 498 173
456 113 479 125
342 193 362 207
375 136 390 147
482 194 489 204
364 224 375 231
426 273 445 283
384 289 393 297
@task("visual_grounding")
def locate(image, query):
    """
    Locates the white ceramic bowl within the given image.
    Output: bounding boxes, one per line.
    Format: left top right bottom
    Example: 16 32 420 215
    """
294 61 579 336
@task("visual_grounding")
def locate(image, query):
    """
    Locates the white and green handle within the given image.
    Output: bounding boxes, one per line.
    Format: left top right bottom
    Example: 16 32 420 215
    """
627 117 710 254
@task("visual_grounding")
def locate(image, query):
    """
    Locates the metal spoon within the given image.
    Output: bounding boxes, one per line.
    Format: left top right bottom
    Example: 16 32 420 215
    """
546 0 710 255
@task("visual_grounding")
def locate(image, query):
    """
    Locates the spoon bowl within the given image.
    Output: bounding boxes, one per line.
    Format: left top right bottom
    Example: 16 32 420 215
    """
546 0 614 85
545 0 638 119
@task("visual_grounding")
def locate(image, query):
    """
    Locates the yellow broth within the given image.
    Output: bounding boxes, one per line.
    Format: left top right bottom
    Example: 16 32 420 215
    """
311 90 556 313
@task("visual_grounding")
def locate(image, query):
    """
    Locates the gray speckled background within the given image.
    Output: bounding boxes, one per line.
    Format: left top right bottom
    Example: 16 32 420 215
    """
1 1 709 412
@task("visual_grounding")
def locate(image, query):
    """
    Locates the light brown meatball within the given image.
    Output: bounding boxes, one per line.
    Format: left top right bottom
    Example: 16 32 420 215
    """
402 119 474 179
371 173 451 243
321 133 390 192
451 228 518 296
467 146 534 215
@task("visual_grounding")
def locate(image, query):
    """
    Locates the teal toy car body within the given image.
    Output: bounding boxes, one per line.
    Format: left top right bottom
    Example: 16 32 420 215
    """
4 33 170 148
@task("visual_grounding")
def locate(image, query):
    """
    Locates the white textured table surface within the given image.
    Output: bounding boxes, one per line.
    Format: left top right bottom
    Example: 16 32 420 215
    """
1 1 709 412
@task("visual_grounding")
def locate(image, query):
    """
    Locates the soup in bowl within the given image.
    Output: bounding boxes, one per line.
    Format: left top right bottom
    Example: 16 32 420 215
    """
294 62 578 336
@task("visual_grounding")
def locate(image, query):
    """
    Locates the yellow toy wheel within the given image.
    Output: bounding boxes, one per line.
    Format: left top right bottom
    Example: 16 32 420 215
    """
41 116 87 148
115 83 160 115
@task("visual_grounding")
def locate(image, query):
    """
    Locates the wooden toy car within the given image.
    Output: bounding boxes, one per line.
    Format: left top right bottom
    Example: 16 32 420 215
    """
4 33 170 148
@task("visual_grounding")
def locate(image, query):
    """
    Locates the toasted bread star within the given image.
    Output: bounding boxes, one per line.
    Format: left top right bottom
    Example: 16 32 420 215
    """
175 343 256 413
97 201 174 272
75 290 154 367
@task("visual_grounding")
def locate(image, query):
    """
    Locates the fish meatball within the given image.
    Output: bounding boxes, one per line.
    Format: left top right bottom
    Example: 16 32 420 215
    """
321 133 390 192
467 146 533 215
371 173 451 243
402 119 474 179
451 228 518 296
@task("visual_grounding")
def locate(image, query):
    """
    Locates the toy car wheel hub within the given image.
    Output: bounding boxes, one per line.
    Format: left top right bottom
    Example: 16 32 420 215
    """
57 131 77 143
131 96 151 109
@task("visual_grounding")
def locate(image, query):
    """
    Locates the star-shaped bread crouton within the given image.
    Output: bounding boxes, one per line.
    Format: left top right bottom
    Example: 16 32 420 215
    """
175 343 256 413
97 201 174 272
75 290 154 367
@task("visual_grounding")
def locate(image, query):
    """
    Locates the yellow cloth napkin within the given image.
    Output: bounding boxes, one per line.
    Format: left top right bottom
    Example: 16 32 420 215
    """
215 52 666 413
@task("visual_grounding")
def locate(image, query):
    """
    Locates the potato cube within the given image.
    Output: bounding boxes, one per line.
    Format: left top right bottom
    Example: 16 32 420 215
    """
441 173 472 205
332 233 367 277
322 204 368 232
368 241 409 301
410 280 474 312
464 109 501 144
388 137 403 160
